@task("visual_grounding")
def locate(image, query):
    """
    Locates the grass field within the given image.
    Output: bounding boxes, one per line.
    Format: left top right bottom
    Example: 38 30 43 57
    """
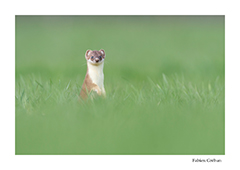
15 16 224 154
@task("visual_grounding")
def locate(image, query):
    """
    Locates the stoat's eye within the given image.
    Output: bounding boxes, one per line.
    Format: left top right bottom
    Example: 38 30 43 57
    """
99 56 102 59
91 56 94 59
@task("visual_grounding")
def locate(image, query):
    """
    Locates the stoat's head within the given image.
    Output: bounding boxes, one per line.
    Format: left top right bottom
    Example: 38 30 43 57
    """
85 49 105 65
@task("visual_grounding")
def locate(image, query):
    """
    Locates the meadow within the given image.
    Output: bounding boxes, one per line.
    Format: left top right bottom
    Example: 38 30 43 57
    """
15 16 224 154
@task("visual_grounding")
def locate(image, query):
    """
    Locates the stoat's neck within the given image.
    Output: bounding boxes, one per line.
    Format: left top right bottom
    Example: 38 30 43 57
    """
87 62 104 73
87 61 104 89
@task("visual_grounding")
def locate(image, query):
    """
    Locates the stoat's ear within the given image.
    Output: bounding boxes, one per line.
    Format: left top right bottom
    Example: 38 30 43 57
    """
99 49 105 58
85 50 91 59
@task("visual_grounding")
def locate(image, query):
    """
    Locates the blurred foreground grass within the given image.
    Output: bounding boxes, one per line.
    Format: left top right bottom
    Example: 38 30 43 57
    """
15 16 224 154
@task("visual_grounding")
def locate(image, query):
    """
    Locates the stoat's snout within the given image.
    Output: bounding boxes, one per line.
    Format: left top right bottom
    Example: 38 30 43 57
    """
95 58 100 63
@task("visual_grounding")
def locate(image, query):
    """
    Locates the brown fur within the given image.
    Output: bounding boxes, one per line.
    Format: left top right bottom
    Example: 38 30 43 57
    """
79 69 101 99
80 49 105 99
85 50 105 62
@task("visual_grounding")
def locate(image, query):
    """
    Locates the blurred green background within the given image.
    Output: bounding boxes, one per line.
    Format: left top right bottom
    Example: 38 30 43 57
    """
15 16 224 155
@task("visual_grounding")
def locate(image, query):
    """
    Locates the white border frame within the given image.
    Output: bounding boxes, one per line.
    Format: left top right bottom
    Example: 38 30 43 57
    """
1 0 240 169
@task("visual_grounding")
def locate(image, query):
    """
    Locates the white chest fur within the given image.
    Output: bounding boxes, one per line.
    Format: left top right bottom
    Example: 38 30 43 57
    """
87 62 105 90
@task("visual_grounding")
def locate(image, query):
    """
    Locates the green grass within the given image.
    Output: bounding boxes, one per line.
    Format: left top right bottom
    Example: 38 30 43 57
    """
15 16 224 154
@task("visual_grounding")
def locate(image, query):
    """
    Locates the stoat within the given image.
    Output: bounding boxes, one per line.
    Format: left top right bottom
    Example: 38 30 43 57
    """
80 49 106 99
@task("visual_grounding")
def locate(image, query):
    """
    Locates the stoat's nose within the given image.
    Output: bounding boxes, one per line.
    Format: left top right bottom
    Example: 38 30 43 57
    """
95 58 99 62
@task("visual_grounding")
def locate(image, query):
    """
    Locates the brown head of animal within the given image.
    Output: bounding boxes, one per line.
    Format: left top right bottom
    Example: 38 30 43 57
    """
85 49 105 65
